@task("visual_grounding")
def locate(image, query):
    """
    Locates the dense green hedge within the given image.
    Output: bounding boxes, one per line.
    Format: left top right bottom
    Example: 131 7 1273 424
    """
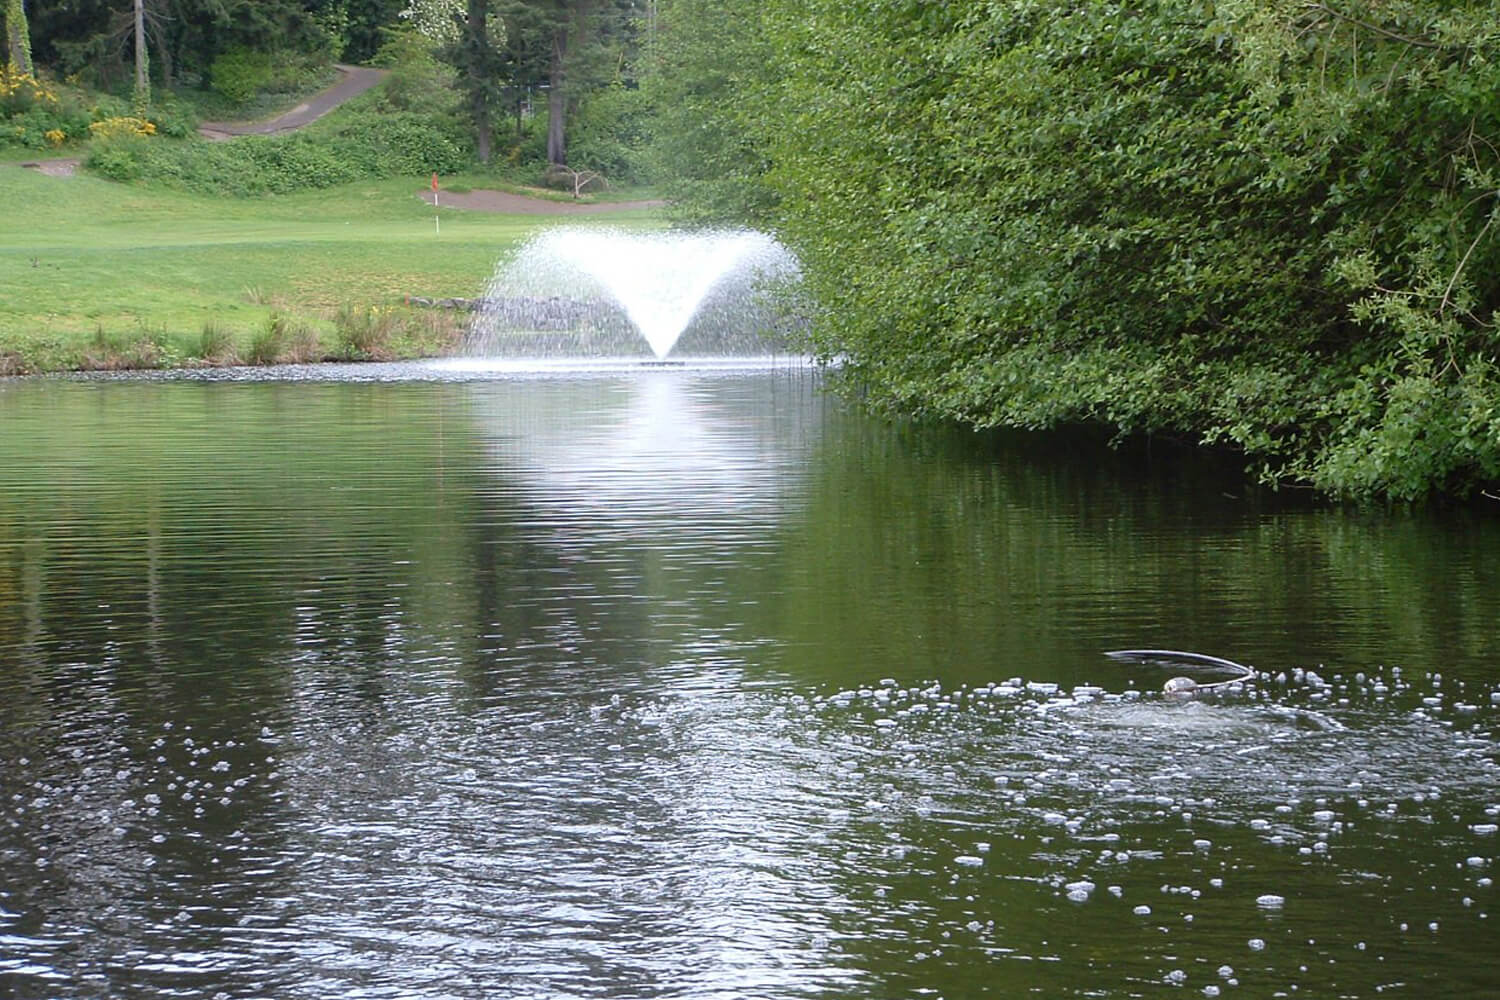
654 0 1500 500
85 110 472 195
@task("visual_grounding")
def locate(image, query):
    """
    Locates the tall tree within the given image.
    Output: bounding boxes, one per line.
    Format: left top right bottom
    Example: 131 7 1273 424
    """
132 0 148 110
459 0 499 162
5 0 32 73
644 0 777 223
498 0 629 167
406 0 504 161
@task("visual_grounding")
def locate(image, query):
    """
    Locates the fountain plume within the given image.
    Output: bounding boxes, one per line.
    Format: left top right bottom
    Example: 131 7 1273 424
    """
467 228 801 360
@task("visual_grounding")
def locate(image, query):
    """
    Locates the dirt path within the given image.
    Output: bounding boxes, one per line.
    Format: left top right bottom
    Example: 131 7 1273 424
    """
420 188 666 215
20 158 79 177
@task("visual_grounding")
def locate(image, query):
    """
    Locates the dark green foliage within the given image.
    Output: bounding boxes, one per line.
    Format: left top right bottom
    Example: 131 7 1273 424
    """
645 0 778 225
28 0 341 96
482 0 645 168
342 0 408 63
370 26 457 117
209 48 273 104
566 82 651 183
445 0 507 163
653 0 1500 500
144 92 197 137
85 111 471 195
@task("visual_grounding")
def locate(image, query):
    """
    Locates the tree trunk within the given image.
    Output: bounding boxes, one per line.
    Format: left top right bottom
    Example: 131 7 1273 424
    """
476 107 492 164
468 0 492 163
546 27 566 166
5 0 32 74
157 27 173 89
133 0 150 110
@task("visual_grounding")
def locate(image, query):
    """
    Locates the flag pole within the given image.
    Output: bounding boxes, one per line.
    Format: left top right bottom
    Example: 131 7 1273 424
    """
431 173 440 236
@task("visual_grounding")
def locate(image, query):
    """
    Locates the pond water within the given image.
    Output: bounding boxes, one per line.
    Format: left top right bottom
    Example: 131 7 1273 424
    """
0 362 1497 999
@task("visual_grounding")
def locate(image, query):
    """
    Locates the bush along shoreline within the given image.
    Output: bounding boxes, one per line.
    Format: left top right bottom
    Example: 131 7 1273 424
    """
655 0 1500 502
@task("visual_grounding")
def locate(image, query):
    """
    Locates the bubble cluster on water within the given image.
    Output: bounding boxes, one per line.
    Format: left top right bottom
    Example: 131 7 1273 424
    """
784 661 1500 995
3 654 1498 998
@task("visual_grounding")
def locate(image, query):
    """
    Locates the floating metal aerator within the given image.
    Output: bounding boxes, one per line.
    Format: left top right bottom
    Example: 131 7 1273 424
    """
1104 649 1257 695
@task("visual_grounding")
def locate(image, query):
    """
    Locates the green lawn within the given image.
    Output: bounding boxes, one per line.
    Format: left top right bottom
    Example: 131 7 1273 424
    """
0 166 663 372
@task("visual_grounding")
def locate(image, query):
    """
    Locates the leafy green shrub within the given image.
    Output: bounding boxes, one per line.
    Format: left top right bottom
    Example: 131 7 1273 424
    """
0 69 94 149
501 115 548 173
209 49 274 106
0 68 54 116
6 106 79 148
86 94 133 122
84 141 146 181
665 0 1500 499
265 52 340 102
146 95 198 139
568 84 654 185
370 27 458 117
107 110 471 196
82 117 157 181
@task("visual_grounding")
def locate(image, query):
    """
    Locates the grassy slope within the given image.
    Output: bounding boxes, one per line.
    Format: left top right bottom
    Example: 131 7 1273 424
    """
0 165 662 371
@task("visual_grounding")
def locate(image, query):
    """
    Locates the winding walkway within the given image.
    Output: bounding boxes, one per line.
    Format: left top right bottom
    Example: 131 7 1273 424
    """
196 64 386 139
18 64 386 175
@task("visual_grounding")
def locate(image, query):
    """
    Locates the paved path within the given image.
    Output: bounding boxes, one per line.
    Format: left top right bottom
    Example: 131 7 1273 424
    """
197 64 387 139
17 64 388 174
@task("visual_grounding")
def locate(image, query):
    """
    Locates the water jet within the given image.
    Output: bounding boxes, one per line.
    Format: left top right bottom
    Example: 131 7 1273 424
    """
467 228 802 361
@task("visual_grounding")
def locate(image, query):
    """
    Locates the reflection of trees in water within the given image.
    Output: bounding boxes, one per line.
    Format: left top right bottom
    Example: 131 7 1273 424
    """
0 382 495 989
758 418 1500 688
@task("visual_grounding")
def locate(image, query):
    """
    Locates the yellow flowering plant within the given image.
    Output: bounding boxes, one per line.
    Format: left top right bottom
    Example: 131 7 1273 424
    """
0 67 59 116
87 116 157 140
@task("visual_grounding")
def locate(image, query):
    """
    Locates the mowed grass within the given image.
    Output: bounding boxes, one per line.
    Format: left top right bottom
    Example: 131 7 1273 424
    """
0 166 663 371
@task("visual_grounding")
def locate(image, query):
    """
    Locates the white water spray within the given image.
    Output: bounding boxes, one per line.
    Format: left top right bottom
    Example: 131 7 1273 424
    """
468 228 801 359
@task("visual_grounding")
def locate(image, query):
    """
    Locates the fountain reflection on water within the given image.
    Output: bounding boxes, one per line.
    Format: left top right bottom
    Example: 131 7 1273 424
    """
466 227 803 361
466 372 814 541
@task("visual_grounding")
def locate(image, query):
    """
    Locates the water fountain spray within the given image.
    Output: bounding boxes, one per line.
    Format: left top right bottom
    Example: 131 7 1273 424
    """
467 228 801 360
